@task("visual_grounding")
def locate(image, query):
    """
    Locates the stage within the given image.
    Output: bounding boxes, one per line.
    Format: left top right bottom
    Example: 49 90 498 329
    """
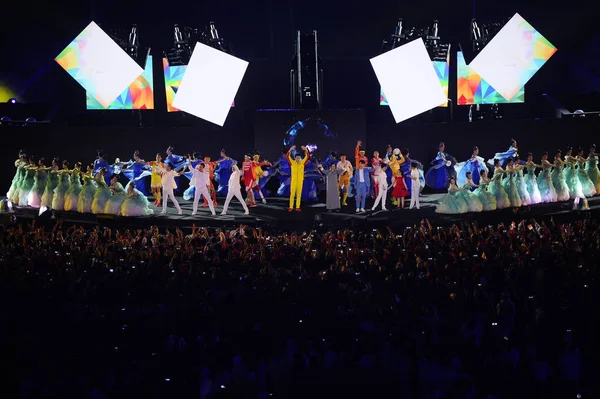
5 193 599 231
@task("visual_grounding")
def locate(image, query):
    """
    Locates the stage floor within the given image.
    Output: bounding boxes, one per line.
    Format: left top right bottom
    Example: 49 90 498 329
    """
4 193 599 231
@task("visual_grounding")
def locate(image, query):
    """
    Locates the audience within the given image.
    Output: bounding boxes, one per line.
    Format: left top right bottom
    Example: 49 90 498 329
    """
0 215 596 398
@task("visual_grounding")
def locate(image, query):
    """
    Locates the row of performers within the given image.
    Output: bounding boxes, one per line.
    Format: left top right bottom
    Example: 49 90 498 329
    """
434 142 600 214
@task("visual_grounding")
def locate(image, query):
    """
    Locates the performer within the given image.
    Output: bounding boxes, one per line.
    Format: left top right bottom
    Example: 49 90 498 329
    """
182 152 203 201
489 160 511 209
28 158 48 208
187 160 216 216
64 162 82 212
273 149 292 196
576 147 596 198
215 149 235 196
52 160 71 211
322 151 338 169
104 174 127 215
425 142 457 189
355 140 368 168
400 148 424 195
41 158 60 209
435 177 468 214
287 145 310 212
354 160 371 213
159 163 183 215
220 161 249 216
7 150 27 201
502 158 522 208
389 156 408 209
242 154 258 207
457 172 484 212
564 147 582 200
487 138 519 167
537 152 558 203
371 164 389 211
409 162 421 210
91 168 112 214
93 150 112 185
252 152 271 205
147 153 164 206
524 153 543 204
121 182 154 216
318 162 343 212
473 170 497 211
455 146 488 187
122 150 151 195
17 156 36 207
165 146 187 194
77 164 96 213
585 144 600 194
371 150 384 199
513 157 532 206
552 149 570 201
336 154 353 206
200 154 221 207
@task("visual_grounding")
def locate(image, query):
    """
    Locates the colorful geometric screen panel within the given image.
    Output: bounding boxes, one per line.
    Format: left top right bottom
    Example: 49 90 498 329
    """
86 55 154 109
163 58 235 113
457 51 524 105
468 13 557 101
55 21 143 108
380 60 449 107
163 58 187 112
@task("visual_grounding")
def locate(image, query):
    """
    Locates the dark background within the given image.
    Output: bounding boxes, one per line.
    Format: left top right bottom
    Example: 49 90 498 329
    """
254 110 366 161
1 0 599 119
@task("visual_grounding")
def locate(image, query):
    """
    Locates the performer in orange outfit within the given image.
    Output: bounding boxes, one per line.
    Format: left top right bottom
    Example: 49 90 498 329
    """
201 155 219 207
287 145 310 212
355 140 368 168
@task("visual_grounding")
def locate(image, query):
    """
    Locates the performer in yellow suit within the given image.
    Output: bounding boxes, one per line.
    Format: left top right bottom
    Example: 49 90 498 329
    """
287 145 310 212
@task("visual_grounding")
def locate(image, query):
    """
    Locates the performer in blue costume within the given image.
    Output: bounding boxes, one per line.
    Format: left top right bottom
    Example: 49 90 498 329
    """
399 148 424 194
301 156 321 200
425 142 457 190
93 150 113 186
214 149 235 196
121 150 152 195
455 146 488 188
273 150 292 196
487 139 519 167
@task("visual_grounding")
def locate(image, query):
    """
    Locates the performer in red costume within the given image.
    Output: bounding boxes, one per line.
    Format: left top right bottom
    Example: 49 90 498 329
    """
242 154 258 207
252 152 271 204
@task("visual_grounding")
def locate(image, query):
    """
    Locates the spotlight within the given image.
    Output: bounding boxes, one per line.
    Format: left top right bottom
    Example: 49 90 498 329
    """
8 98 17 104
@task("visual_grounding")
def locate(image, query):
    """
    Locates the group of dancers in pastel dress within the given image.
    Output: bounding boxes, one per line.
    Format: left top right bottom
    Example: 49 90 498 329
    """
7 151 155 217
431 139 600 214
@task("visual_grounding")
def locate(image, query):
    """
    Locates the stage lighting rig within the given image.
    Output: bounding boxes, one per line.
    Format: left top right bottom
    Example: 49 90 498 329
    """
461 18 505 64
105 24 149 69
381 19 449 61
381 18 406 52
166 22 232 66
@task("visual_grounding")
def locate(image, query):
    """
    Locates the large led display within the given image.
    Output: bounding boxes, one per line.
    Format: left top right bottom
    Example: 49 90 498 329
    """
457 51 524 105
86 55 154 109
163 58 236 113
370 38 446 124
380 59 449 107
171 42 247 126
468 13 557 102
55 21 143 108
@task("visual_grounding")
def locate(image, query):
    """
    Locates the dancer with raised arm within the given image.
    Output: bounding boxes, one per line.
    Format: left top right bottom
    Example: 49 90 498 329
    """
187 159 216 216
576 147 596 198
537 152 558 203
487 138 519 167
474 170 497 211
552 149 570 201
287 145 310 212
221 161 249 216
425 142 457 189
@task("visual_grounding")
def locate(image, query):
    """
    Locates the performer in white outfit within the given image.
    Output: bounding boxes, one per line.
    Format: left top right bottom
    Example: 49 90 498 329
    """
371 164 389 211
409 162 421 209
221 162 250 215
159 163 183 215
187 160 216 216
